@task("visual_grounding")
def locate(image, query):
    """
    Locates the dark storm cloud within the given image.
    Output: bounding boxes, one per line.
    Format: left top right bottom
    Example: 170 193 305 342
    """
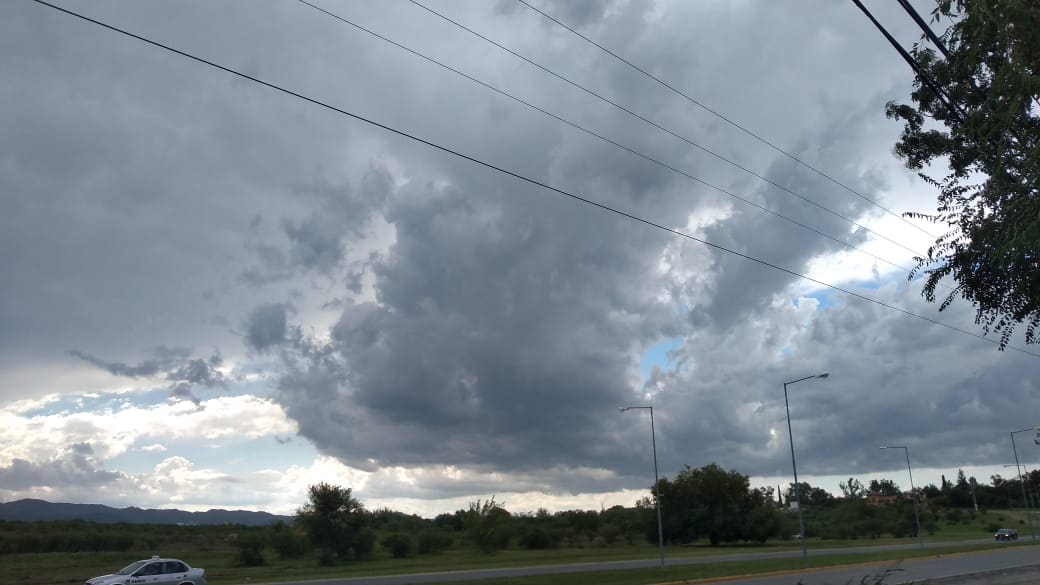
70 347 226 404
245 170 393 283
273 169 685 473
66 346 195 379
0 443 124 490
167 355 227 388
244 303 294 352
256 0 1016 496
66 350 167 378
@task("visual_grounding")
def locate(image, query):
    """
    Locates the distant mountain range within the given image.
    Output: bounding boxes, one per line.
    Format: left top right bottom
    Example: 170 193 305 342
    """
0 499 291 526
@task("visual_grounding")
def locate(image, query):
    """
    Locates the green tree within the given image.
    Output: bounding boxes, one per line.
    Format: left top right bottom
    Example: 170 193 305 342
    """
869 479 902 496
658 463 781 546
786 481 836 506
233 531 266 567
465 497 512 553
380 532 413 558
840 477 866 500
416 530 454 554
295 482 369 565
269 521 307 560
885 0 1040 347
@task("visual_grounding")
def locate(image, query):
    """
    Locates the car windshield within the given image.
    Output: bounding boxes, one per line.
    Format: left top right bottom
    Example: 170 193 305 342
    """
117 561 149 576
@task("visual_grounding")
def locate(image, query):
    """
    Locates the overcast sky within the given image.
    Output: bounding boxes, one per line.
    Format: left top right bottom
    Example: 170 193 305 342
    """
3 0 1038 518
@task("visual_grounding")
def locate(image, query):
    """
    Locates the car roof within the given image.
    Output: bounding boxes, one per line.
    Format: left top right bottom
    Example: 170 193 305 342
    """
138 556 185 563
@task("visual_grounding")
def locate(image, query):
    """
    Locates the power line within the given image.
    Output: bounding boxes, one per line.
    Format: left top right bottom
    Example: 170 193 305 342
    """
28 0 1040 359
406 0 927 259
850 0 964 123
513 0 940 241
895 0 952 60
294 1 917 280
301 0 971 308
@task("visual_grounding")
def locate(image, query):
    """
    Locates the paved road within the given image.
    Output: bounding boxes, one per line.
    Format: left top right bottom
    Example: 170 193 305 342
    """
262 540 1034 585
701 547 1040 585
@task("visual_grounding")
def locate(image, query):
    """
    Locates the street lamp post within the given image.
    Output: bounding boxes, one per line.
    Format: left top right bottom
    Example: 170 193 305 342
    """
880 445 923 549
1010 427 1038 542
782 372 829 568
620 405 665 567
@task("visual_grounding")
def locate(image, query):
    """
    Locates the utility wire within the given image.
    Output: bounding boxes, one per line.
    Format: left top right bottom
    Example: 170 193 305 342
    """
28 0 1040 360
514 0 940 241
896 0 952 60
850 0 964 123
407 0 927 259
295 1 917 279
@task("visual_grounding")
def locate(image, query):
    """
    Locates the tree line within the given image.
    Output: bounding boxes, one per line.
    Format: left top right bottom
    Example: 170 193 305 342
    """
4 465 1039 564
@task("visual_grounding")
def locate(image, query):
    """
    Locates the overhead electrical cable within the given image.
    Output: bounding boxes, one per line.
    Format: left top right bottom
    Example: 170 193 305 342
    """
895 0 952 59
850 0 964 123
513 0 940 241
294 0 917 278
28 0 1040 359
406 0 927 258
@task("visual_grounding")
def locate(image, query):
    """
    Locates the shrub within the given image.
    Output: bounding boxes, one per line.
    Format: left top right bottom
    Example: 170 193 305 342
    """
518 528 558 550
417 530 454 554
234 532 266 567
353 527 377 558
380 533 413 558
270 525 307 560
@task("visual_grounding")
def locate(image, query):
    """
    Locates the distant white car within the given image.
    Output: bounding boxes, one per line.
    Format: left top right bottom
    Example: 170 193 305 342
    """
85 556 206 585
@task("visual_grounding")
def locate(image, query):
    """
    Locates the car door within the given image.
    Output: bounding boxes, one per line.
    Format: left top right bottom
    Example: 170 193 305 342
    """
129 562 163 585
163 561 189 584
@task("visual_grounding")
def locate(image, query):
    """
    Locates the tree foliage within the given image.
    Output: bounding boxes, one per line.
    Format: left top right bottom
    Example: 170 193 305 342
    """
886 0 1040 347
233 531 266 566
840 477 866 500
786 481 837 507
869 478 902 496
657 463 781 546
295 482 371 565
464 496 512 553
269 521 307 560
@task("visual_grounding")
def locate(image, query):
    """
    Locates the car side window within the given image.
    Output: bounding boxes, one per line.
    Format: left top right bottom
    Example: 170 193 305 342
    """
138 563 161 576
165 561 188 573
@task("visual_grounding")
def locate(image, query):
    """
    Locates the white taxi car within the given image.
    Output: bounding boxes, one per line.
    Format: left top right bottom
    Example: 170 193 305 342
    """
85 556 206 585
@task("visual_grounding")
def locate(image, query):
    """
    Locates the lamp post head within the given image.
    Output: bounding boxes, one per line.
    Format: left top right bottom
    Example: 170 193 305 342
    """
880 446 888 450
618 407 628 412
816 372 830 379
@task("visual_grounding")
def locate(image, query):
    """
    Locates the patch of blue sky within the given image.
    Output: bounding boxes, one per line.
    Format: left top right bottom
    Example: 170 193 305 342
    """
847 277 884 291
17 376 269 417
795 270 910 311
18 389 167 417
641 338 681 380
797 288 843 310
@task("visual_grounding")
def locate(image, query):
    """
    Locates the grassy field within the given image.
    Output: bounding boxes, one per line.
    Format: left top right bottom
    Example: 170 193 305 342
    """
2 508 1037 585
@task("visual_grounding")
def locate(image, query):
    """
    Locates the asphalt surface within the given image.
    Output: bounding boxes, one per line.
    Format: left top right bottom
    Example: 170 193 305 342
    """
700 547 1040 585
263 539 1038 585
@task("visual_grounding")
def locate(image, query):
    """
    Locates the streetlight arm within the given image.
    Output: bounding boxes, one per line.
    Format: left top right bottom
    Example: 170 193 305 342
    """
785 375 815 386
